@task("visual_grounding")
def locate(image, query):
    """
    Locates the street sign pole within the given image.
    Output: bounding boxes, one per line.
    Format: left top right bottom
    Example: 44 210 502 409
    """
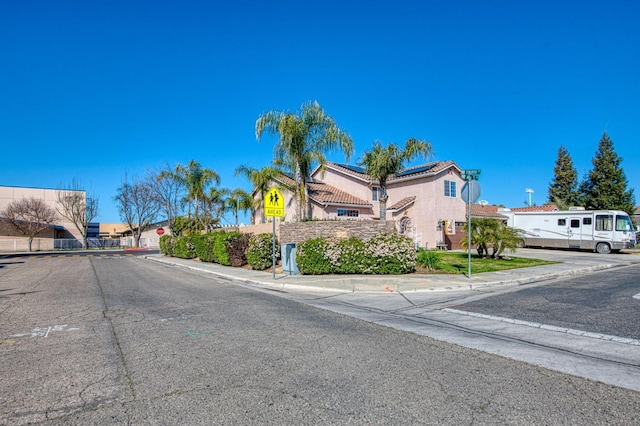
272 219 276 279
264 187 285 279
467 179 472 278
461 169 481 279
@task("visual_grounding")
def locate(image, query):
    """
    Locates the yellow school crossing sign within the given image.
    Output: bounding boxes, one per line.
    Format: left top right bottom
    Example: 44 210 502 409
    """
264 187 285 218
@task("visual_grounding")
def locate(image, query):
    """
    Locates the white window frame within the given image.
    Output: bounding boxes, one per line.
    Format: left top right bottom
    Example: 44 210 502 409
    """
372 186 381 201
444 180 457 198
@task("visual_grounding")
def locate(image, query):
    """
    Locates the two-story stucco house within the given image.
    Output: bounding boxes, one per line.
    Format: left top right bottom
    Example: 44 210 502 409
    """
252 160 469 249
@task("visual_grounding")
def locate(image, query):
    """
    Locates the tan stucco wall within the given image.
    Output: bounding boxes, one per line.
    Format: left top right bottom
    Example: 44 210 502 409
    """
0 185 84 242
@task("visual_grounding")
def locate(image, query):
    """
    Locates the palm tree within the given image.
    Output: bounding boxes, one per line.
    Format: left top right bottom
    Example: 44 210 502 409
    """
255 101 353 220
226 188 253 226
160 160 220 227
359 138 432 220
201 187 228 232
234 164 283 224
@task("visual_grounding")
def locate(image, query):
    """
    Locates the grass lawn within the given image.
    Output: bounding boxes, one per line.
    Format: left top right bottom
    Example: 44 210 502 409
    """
415 251 559 275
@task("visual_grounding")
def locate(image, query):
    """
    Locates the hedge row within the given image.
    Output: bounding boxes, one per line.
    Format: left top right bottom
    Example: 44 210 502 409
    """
160 232 417 275
159 231 275 270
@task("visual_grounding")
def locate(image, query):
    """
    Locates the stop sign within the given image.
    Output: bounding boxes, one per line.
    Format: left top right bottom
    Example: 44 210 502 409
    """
156 227 165 236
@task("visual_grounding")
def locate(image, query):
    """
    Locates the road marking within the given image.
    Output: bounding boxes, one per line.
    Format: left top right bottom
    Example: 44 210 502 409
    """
186 329 212 339
633 293 640 300
443 308 640 346
11 324 80 339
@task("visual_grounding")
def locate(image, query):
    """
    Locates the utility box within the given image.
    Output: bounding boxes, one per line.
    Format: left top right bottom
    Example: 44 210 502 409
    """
280 243 299 275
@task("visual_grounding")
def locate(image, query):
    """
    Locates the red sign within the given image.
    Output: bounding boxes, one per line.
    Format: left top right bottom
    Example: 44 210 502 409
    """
156 227 165 236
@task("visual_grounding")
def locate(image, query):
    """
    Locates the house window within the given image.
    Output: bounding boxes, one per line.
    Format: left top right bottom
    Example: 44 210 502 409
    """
444 180 456 198
338 209 359 217
372 187 381 201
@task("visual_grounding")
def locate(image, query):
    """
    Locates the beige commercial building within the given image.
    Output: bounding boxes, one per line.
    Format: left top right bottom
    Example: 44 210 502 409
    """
0 185 85 251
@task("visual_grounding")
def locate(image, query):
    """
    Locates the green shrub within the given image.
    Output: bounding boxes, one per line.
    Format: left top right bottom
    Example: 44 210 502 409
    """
366 234 416 274
296 237 332 275
174 234 197 259
159 235 174 256
246 233 276 270
296 234 416 275
193 233 217 263
416 248 441 271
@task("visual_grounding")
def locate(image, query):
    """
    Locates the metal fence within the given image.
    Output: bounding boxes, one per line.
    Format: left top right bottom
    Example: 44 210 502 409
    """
0 237 157 253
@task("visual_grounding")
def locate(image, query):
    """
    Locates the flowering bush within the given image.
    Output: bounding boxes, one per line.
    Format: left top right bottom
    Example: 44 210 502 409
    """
246 233 277 270
296 234 416 275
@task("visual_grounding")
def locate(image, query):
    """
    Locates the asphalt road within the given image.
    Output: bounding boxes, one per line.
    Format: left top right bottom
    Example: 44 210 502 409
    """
453 264 640 340
1 255 639 424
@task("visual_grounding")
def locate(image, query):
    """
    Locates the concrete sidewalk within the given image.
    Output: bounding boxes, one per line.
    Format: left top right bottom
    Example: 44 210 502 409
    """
144 248 640 293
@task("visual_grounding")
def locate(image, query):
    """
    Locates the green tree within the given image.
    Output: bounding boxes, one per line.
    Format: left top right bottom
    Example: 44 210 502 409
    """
201 187 228 232
234 165 283 224
160 160 221 230
359 138 432 220
255 101 354 220
547 145 579 208
226 188 253 226
579 132 635 214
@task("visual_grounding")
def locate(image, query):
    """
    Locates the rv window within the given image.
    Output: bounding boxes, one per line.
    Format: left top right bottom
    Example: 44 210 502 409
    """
558 219 566 226
615 215 633 232
570 219 580 228
595 215 613 231
583 217 592 225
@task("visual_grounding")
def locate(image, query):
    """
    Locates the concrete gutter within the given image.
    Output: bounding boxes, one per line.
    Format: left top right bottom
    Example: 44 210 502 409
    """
144 248 640 293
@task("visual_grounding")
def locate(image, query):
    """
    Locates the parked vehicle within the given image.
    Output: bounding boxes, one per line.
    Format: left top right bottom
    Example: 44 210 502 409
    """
499 208 636 254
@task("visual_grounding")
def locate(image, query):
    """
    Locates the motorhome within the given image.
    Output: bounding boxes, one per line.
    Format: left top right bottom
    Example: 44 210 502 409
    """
499 208 636 254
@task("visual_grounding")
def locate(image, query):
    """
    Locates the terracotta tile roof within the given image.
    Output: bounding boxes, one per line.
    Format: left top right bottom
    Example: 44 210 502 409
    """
387 196 416 211
325 160 460 183
469 204 508 219
273 173 370 207
508 204 559 212
307 181 371 206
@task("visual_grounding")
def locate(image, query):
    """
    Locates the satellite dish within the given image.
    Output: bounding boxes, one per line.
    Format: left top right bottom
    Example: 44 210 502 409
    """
479 200 488 206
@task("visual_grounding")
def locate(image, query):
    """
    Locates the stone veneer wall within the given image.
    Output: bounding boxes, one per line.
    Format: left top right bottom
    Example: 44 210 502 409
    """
280 220 397 245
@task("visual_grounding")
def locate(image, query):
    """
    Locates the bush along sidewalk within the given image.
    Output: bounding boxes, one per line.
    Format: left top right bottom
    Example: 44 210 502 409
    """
161 232 418 275
160 231 277 271
296 234 417 275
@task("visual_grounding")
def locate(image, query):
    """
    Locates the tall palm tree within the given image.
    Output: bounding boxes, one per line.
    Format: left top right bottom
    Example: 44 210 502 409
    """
255 101 354 220
226 188 253 226
234 164 283 224
161 160 220 227
359 138 432 220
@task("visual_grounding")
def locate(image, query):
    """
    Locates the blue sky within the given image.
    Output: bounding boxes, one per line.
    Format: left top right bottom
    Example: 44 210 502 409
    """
1 0 638 224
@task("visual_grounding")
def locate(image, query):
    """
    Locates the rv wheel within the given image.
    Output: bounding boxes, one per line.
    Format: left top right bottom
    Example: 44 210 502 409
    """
596 242 611 254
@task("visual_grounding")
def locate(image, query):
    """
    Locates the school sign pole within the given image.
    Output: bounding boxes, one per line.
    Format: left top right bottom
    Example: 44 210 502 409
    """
264 187 285 279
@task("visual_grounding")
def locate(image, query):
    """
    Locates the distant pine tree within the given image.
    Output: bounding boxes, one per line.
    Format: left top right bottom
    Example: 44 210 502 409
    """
579 132 635 214
548 145 579 209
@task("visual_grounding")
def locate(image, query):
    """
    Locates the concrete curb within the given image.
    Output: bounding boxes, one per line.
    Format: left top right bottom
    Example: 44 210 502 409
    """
144 254 627 293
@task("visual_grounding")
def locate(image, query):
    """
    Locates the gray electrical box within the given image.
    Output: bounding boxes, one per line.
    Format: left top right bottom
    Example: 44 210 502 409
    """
280 243 299 275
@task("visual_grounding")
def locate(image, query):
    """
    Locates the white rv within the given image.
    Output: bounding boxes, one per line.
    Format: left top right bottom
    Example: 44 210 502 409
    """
499 208 637 254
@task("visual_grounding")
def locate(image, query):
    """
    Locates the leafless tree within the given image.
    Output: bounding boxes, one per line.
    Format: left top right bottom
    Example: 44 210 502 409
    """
1 197 58 252
114 174 159 248
149 166 185 236
57 179 99 249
